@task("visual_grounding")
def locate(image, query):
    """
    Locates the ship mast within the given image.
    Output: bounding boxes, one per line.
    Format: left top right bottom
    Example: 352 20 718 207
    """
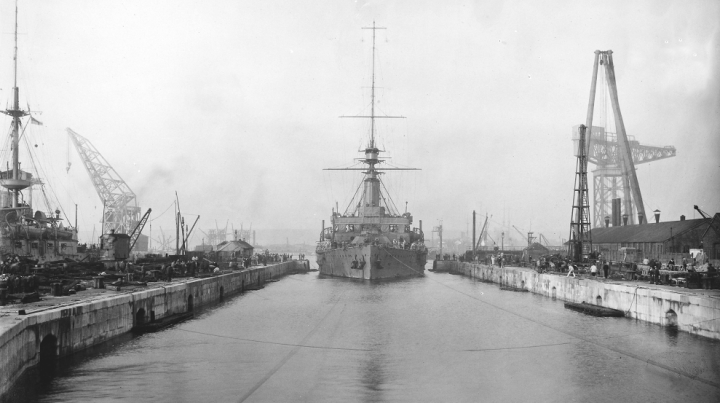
2 0 30 208
367 21 381 149
327 22 418 215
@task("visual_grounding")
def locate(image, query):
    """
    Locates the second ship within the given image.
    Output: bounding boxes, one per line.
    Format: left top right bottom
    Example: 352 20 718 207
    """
316 22 427 280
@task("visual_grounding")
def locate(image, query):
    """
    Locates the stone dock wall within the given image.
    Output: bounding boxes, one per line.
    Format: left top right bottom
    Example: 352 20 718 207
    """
0 260 306 400
436 261 720 341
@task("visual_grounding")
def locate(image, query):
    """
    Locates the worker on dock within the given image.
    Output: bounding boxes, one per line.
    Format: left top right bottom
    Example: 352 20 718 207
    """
566 263 575 277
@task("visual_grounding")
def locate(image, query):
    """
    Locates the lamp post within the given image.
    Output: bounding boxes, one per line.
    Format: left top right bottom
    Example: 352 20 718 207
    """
501 232 504 252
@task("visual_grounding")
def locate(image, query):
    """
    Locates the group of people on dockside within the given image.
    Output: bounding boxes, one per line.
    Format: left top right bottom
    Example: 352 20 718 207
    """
0 272 39 294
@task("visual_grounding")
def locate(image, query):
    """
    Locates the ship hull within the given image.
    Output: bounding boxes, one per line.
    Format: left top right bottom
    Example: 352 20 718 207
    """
317 244 426 280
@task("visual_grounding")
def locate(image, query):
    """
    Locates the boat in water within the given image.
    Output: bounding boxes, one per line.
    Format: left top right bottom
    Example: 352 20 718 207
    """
316 23 427 280
0 4 81 263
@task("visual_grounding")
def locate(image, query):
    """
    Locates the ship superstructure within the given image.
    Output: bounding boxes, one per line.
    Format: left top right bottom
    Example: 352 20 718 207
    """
0 4 79 261
316 22 426 279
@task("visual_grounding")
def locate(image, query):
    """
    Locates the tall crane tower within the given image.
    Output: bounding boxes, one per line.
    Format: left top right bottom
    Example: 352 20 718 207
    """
67 128 140 234
573 50 677 227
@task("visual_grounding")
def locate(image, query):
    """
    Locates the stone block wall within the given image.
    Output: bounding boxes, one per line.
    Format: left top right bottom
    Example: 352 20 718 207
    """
0 260 303 400
438 261 720 340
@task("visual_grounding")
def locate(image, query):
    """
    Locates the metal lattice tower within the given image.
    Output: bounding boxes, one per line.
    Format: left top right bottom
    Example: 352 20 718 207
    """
572 125 676 227
67 128 140 234
569 125 592 261
572 50 676 228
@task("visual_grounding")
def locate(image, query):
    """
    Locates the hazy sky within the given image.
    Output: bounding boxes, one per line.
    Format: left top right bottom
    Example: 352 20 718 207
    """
1 0 718 248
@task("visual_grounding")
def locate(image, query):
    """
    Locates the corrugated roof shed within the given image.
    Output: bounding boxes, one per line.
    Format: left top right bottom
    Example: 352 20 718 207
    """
525 242 550 253
217 240 254 252
590 218 707 243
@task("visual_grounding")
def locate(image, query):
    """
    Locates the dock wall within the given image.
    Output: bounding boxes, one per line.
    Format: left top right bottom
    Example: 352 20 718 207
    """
0 261 305 400
436 261 720 341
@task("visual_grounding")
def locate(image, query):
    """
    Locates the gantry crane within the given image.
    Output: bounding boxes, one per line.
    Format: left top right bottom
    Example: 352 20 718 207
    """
67 128 141 234
572 50 677 227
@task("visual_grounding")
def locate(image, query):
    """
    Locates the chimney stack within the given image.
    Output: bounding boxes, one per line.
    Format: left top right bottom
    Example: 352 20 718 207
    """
612 198 621 226
680 215 685 221
653 209 660 224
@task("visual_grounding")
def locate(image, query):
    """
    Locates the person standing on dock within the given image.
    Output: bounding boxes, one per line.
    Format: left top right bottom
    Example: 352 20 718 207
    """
603 261 609 278
566 264 576 277
590 263 598 277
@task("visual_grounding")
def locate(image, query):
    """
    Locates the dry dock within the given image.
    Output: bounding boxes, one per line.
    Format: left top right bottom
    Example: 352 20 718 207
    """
436 260 720 340
0 260 307 401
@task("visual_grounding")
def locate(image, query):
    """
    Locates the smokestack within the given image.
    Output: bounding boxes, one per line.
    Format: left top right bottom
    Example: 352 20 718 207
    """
653 209 660 224
612 198 621 226
419 220 423 237
680 215 685 221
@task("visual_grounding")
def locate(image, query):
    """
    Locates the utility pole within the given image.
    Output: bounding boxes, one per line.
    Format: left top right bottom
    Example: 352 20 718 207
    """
472 210 476 256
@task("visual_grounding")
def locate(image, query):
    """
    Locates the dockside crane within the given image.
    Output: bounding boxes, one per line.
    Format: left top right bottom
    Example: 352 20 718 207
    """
538 234 551 247
67 128 141 235
571 50 674 227
512 225 536 247
129 208 151 252
474 214 489 250
694 205 710 219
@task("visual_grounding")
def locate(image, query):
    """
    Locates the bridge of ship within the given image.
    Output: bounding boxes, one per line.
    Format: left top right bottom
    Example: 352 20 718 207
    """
332 206 416 244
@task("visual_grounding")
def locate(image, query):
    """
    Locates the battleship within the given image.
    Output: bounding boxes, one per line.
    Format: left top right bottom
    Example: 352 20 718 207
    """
316 23 427 280
0 4 80 262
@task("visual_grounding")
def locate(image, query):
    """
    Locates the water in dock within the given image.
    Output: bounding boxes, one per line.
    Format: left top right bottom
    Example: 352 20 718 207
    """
21 260 720 402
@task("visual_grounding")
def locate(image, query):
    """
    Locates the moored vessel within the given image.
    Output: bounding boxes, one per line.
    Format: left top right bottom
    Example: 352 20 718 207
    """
0 3 81 263
316 22 426 280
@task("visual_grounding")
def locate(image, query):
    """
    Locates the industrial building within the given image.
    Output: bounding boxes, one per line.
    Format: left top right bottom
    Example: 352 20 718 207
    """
589 213 720 263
